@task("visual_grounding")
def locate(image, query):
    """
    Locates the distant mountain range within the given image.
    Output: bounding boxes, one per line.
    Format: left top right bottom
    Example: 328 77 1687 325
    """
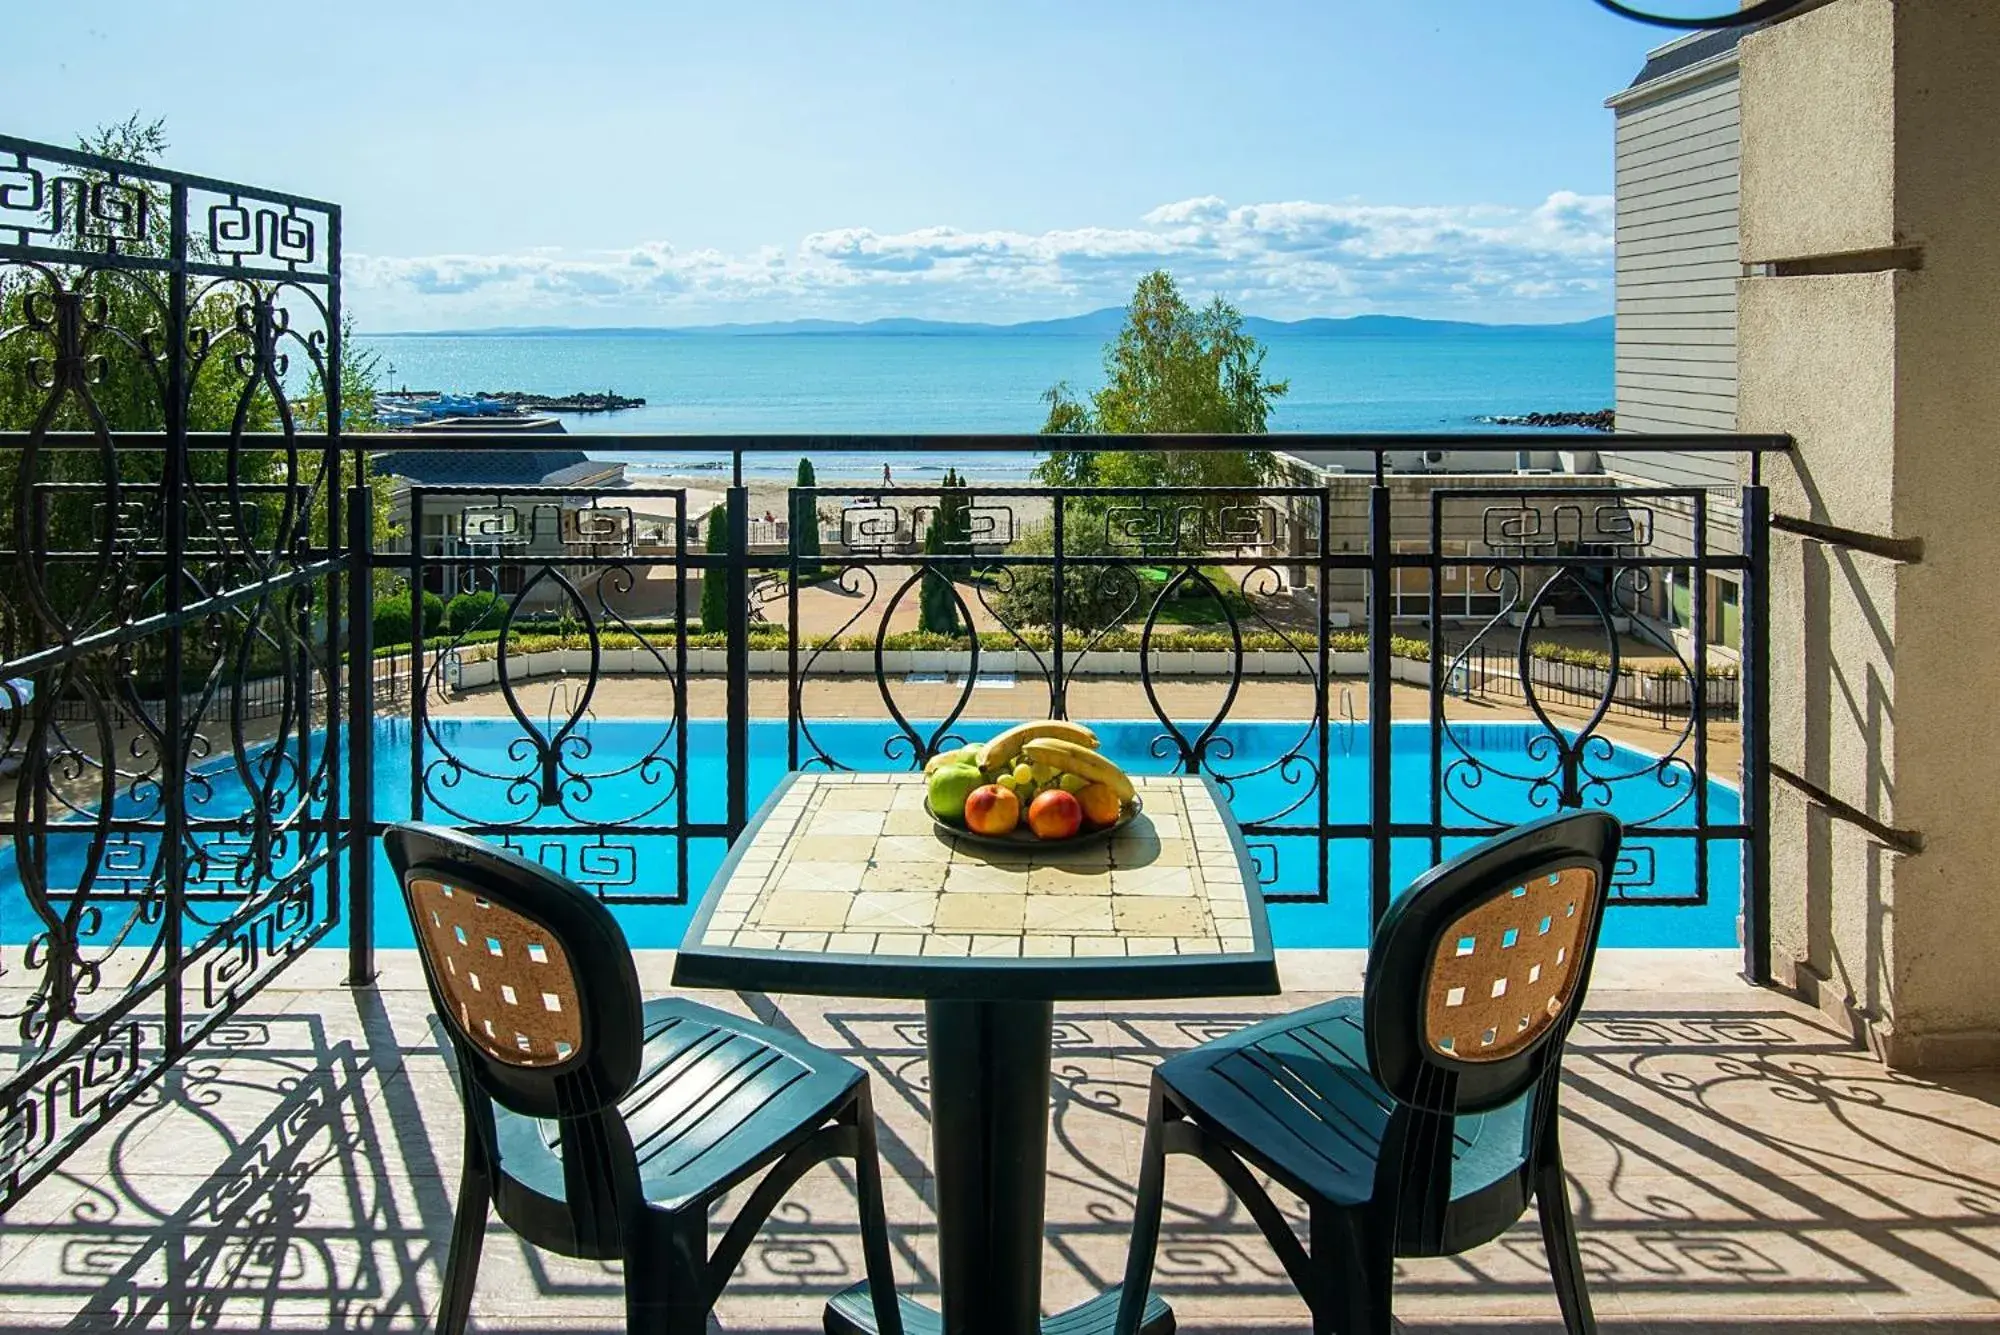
377 311 1613 339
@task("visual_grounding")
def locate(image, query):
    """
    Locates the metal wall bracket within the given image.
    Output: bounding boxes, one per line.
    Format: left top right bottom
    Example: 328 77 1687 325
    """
1771 513 1924 564
1770 763 1924 856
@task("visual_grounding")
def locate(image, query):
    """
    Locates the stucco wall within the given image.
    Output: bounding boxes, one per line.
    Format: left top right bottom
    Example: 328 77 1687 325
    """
1741 0 2000 1068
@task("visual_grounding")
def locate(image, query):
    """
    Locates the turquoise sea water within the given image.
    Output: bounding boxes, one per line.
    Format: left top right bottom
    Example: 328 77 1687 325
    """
359 327 1612 481
3 718 1738 953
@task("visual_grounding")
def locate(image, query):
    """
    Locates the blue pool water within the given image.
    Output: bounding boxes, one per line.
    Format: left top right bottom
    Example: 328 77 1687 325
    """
3 718 1739 952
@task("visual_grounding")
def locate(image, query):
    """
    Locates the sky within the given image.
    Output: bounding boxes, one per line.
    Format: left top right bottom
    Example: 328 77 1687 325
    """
2 1 1679 331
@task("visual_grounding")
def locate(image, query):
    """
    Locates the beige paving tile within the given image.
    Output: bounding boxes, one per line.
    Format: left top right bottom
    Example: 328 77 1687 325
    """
789 833 881 862
846 891 937 932
881 807 936 835
1027 896 1115 935
1111 832 1189 867
757 890 854 930
1111 865 1200 897
804 808 889 837
1113 899 1210 937
933 893 1028 933
873 834 954 864
1028 864 1114 895
942 861 1023 895
819 787 897 812
772 859 869 892
860 861 947 892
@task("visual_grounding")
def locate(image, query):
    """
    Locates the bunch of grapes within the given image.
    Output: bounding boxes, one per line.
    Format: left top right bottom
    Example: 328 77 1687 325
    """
991 761 1088 805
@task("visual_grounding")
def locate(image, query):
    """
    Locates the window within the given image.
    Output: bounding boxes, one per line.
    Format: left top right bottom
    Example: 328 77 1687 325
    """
1715 576 1741 650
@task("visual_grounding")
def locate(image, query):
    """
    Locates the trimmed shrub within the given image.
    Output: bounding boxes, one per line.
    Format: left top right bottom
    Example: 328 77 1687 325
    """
421 591 446 636
446 590 502 635
373 598 414 648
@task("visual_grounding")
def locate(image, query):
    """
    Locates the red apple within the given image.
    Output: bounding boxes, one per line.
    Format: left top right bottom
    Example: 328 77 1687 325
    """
963 783 1021 836
1026 788 1083 840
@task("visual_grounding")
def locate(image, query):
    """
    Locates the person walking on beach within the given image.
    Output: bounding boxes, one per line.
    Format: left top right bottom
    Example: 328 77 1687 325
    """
882 463 893 487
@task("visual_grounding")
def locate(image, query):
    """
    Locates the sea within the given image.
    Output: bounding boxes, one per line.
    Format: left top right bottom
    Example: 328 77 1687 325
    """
356 326 1612 482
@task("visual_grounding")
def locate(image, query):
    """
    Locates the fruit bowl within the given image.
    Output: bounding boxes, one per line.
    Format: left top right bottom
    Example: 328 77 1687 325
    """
925 794 1143 852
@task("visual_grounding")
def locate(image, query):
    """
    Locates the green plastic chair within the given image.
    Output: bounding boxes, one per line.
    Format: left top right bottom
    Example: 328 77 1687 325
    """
1115 810 1622 1335
385 822 905 1335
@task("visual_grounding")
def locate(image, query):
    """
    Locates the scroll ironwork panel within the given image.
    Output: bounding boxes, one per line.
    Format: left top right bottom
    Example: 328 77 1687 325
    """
0 136 344 1211
395 484 693 905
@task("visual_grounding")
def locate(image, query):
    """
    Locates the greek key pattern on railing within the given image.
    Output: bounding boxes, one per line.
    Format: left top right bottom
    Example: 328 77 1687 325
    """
0 136 343 1213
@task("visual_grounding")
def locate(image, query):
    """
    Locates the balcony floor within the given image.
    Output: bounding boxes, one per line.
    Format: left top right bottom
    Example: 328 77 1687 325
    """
1 951 1994 1333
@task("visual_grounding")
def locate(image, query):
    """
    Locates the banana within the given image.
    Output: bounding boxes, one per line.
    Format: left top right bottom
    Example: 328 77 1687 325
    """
1019 738 1135 803
976 720 1099 774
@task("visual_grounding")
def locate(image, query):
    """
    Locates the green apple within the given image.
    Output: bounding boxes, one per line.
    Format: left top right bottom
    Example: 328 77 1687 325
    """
925 763 985 822
924 744 982 776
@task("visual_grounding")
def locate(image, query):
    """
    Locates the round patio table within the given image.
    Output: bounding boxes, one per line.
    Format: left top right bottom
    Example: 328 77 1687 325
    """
673 770 1279 1335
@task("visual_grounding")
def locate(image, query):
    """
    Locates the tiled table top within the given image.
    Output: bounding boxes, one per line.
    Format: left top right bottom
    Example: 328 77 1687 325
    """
673 772 1277 1001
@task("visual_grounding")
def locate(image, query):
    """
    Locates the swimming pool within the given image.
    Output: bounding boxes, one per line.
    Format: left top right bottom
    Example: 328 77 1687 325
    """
2 717 1741 952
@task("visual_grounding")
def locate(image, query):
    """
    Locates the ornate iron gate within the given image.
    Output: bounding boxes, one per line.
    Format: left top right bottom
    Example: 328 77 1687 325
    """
0 135 348 1210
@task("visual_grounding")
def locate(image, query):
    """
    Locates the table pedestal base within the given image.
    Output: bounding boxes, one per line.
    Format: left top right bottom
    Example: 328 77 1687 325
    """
822 998 1175 1335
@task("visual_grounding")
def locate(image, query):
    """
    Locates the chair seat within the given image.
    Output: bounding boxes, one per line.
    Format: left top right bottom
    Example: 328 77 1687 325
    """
490 997 863 1215
1157 996 1532 1210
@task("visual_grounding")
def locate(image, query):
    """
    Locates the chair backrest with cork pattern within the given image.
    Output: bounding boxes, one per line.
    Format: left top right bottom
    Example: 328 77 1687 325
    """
1364 810 1621 1116
385 822 644 1120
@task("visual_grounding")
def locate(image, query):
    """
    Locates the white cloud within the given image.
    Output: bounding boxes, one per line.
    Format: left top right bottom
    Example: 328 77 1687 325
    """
348 191 1613 329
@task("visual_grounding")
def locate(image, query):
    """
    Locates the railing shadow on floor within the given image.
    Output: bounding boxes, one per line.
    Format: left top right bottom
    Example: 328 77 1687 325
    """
0 992 1995 1331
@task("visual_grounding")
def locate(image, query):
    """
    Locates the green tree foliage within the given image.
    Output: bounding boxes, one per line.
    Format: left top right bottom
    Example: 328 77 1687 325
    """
446 590 501 635
918 511 960 638
990 509 1131 634
791 456 822 581
1034 270 1287 493
699 503 731 632
937 467 972 584
372 597 413 649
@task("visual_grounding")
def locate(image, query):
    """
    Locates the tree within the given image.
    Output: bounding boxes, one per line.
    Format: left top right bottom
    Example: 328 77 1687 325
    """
918 501 961 637
1034 270 1288 494
699 503 731 632
937 466 972 584
790 456 822 581
990 510 1131 634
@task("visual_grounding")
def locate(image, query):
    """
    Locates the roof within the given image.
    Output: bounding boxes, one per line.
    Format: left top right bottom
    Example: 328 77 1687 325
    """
371 449 618 487
1623 26 1750 91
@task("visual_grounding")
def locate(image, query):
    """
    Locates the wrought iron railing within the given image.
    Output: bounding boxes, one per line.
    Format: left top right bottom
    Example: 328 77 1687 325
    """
0 134 347 1211
0 130 1792 1216
358 431 1783 948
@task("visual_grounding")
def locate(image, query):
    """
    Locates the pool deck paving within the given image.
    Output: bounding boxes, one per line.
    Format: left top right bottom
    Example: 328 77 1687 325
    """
1 948 1992 1332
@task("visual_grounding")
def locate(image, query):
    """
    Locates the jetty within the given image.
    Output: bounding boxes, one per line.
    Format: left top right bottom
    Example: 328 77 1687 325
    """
1477 409 1615 431
374 388 645 433
480 389 646 413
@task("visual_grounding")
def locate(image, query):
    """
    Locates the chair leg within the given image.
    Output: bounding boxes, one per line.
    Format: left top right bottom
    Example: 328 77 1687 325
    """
626 1213 710 1335
437 1154 491 1335
1537 1157 1598 1335
849 1085 907 1335
1114 1081 1172 1335
1311 1205 1392 1335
